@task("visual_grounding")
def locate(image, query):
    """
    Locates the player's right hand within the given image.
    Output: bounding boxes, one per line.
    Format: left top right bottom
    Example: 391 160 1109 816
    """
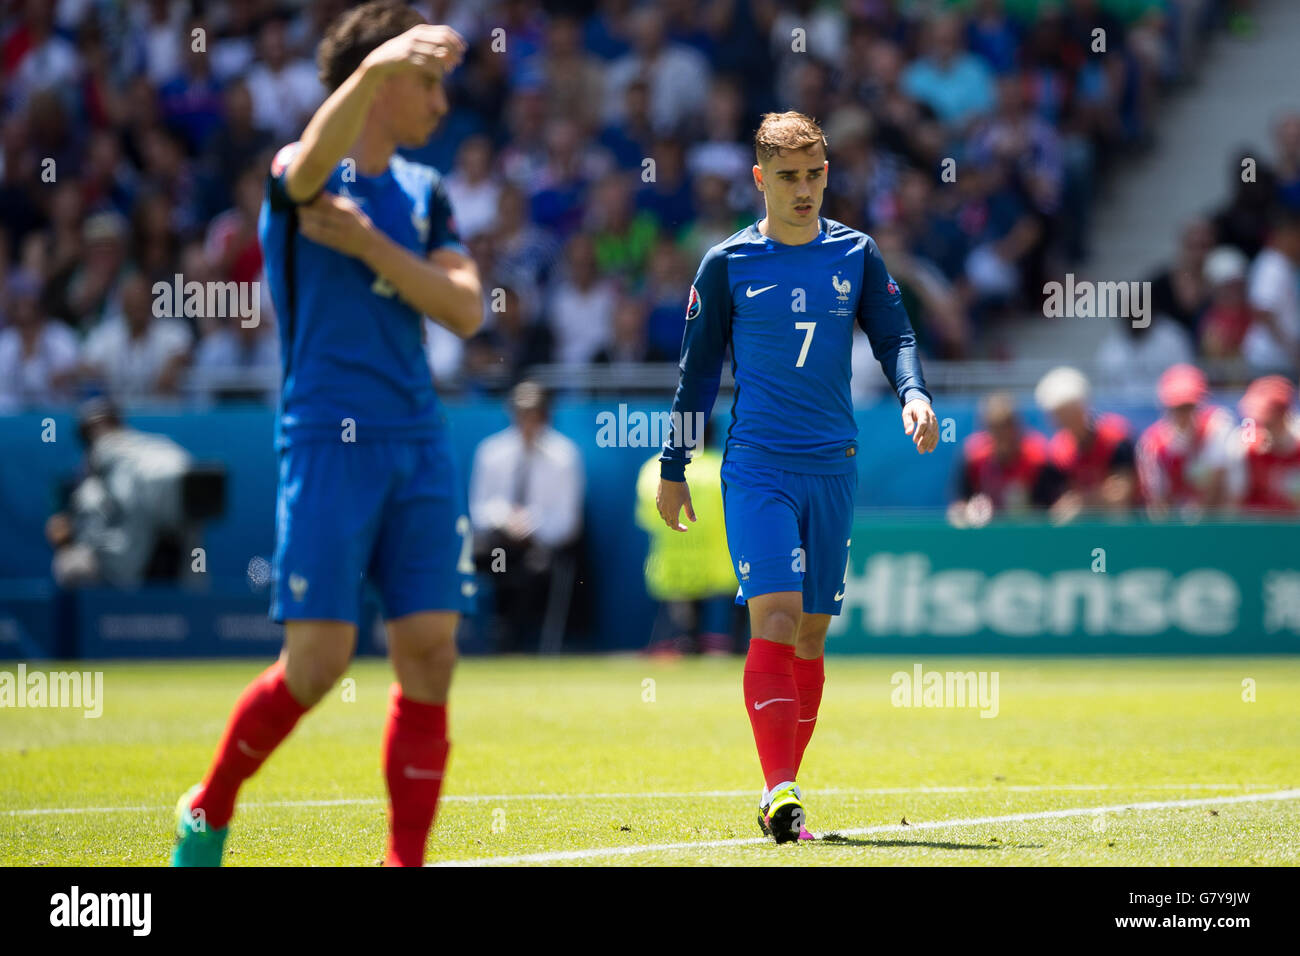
657 478 696 533
362 24 466 81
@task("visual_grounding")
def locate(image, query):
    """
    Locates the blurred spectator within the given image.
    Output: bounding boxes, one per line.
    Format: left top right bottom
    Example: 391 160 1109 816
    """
594 295 658 364
5 0 80 110
684 77 751 186
1213 149 1279 260
874 221 969 358
469 381 584 652
1227 375 1300 514
243 16 324 142
532 15 605 131
81 271 192 400
158 17 227 155
1148 218 1213 341
45 398 195 588
493 182 561 300
641 238 693 359
598 77 656 170
203 164 264 287
191 309 279 404
1199 245 1252 359
1243 209 1300 374
0 272 79 410
461 285 552 391
1136 364 1234 519
547 234 617 366
197 82 273 219
678 172 751 265
1095 314 1195 401
902 13 995 128
137 124 199 236
635 138 694 236
81 130 139 219
1035 366 1138 522
603 6 709 135
961 158 1045 323
966 0 1021 76
588 171 659 279
60 211 130 333
1275 112 1300 211
444 135 502 242
527 116 610 238
127 0 186 87
948 392 1058 527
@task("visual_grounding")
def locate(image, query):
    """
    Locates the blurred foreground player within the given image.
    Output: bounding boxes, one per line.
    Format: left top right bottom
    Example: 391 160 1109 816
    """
172 3 481 866
656 112 937 842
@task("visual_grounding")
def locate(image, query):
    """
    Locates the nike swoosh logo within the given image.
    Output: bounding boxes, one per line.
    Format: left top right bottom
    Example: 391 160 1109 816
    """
403 766 444 780
236 739 270 759
834 590 845 601
752 697 795 711
745 284 778 298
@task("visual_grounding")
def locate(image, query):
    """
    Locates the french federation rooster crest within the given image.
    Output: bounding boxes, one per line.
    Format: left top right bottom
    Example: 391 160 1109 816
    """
832 274 851 301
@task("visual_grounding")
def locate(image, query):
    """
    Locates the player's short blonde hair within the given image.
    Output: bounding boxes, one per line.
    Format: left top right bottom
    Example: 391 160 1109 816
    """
754 112 828 163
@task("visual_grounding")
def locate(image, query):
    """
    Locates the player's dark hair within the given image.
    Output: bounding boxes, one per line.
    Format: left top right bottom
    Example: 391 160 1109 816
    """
317 0 426 92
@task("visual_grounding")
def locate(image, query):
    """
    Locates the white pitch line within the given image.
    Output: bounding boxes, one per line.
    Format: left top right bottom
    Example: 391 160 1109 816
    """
429 788 1300 867
0 783 1281 818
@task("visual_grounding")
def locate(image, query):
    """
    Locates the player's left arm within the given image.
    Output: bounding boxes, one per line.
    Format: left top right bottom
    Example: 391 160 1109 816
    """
858 237 938 454
297 181 484 338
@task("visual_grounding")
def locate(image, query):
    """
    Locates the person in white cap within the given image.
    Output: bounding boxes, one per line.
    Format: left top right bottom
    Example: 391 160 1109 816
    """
1034 365 1138 522
1199 245 1252 359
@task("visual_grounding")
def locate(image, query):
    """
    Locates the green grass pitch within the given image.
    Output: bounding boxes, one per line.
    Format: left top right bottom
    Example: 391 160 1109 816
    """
2 655 1298 866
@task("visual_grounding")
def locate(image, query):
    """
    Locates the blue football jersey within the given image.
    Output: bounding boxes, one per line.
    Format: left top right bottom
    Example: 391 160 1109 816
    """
259 143 466 446
659 217 931 479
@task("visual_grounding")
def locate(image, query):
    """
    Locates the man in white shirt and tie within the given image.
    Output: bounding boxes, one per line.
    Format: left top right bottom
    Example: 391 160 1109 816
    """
469 381 584 651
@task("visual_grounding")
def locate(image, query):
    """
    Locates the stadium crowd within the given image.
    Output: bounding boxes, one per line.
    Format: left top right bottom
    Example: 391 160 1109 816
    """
0 0 1277 410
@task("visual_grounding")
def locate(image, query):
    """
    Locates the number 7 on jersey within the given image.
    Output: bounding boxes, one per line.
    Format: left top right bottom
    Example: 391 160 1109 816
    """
794 321 816 367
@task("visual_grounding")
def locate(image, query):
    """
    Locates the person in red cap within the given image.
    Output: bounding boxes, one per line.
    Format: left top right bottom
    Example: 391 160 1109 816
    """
1136 364 1234 518
1227 375 1300 513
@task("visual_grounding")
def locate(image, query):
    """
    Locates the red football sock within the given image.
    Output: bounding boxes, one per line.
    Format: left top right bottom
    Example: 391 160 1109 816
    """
793 654 825 775
743 637 798 792
383 685 450 867
193 659 309 829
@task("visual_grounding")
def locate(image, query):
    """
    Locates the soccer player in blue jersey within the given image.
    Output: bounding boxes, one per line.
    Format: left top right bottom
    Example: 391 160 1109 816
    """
172 2 482 867
656 112 938 843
